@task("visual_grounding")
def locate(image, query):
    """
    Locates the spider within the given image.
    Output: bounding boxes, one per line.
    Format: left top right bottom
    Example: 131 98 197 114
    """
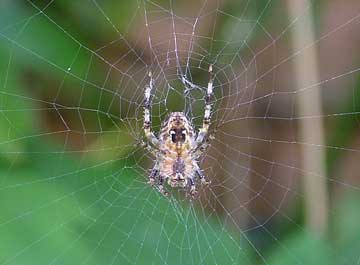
143 65 214 198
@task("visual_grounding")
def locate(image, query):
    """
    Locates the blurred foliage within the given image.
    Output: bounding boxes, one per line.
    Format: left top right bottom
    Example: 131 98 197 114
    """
0 138 250 265
327 76 360 174
1 1 360 265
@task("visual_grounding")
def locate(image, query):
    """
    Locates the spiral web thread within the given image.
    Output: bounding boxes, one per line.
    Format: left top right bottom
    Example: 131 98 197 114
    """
1 0 360 264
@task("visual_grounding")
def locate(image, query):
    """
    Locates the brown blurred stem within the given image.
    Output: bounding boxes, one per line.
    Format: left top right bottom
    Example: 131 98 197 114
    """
287 0 329 236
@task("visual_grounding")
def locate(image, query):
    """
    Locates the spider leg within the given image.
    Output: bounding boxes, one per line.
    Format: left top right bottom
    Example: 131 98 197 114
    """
157 175 169 197
196 64 214 146
193 132 215 158
195 166 211 186
141 140 158 157
144 70 159 148
148 164 169 196
147 165 159 186
188 177 198 199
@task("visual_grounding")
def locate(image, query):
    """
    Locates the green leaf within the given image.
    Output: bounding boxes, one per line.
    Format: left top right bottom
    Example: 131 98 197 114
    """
267 232 332 265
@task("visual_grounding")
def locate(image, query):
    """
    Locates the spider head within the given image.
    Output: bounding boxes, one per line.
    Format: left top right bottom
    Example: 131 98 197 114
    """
165 112 193 145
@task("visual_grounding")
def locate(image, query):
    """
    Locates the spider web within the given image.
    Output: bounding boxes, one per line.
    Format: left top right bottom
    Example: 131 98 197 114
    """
1 0 360 264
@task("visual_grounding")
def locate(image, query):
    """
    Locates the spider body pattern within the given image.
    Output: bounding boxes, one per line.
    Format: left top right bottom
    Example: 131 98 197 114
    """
143 65 214 198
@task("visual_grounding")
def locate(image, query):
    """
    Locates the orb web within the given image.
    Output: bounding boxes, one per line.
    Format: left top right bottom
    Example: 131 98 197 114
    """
1 0 360 264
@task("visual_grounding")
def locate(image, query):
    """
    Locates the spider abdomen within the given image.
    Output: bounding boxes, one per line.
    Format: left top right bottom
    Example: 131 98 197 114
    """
159 153 194 188
173 157 185 174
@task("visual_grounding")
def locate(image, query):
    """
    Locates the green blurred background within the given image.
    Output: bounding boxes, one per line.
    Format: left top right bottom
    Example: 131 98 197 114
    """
1 0 360 264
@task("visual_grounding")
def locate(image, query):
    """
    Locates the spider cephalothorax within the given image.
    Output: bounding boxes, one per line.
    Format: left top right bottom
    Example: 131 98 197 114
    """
143 66 214 198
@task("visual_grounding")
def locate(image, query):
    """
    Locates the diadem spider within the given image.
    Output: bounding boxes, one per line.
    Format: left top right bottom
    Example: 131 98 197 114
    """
143 65 214 198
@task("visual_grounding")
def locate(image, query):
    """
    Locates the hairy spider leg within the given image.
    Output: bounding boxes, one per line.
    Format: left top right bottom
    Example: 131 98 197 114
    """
143 71 159 147
188 177 198 199
148 163 169 196
195 166 211 185
196 64 214 146
147 165 159 186
158 175 169 196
